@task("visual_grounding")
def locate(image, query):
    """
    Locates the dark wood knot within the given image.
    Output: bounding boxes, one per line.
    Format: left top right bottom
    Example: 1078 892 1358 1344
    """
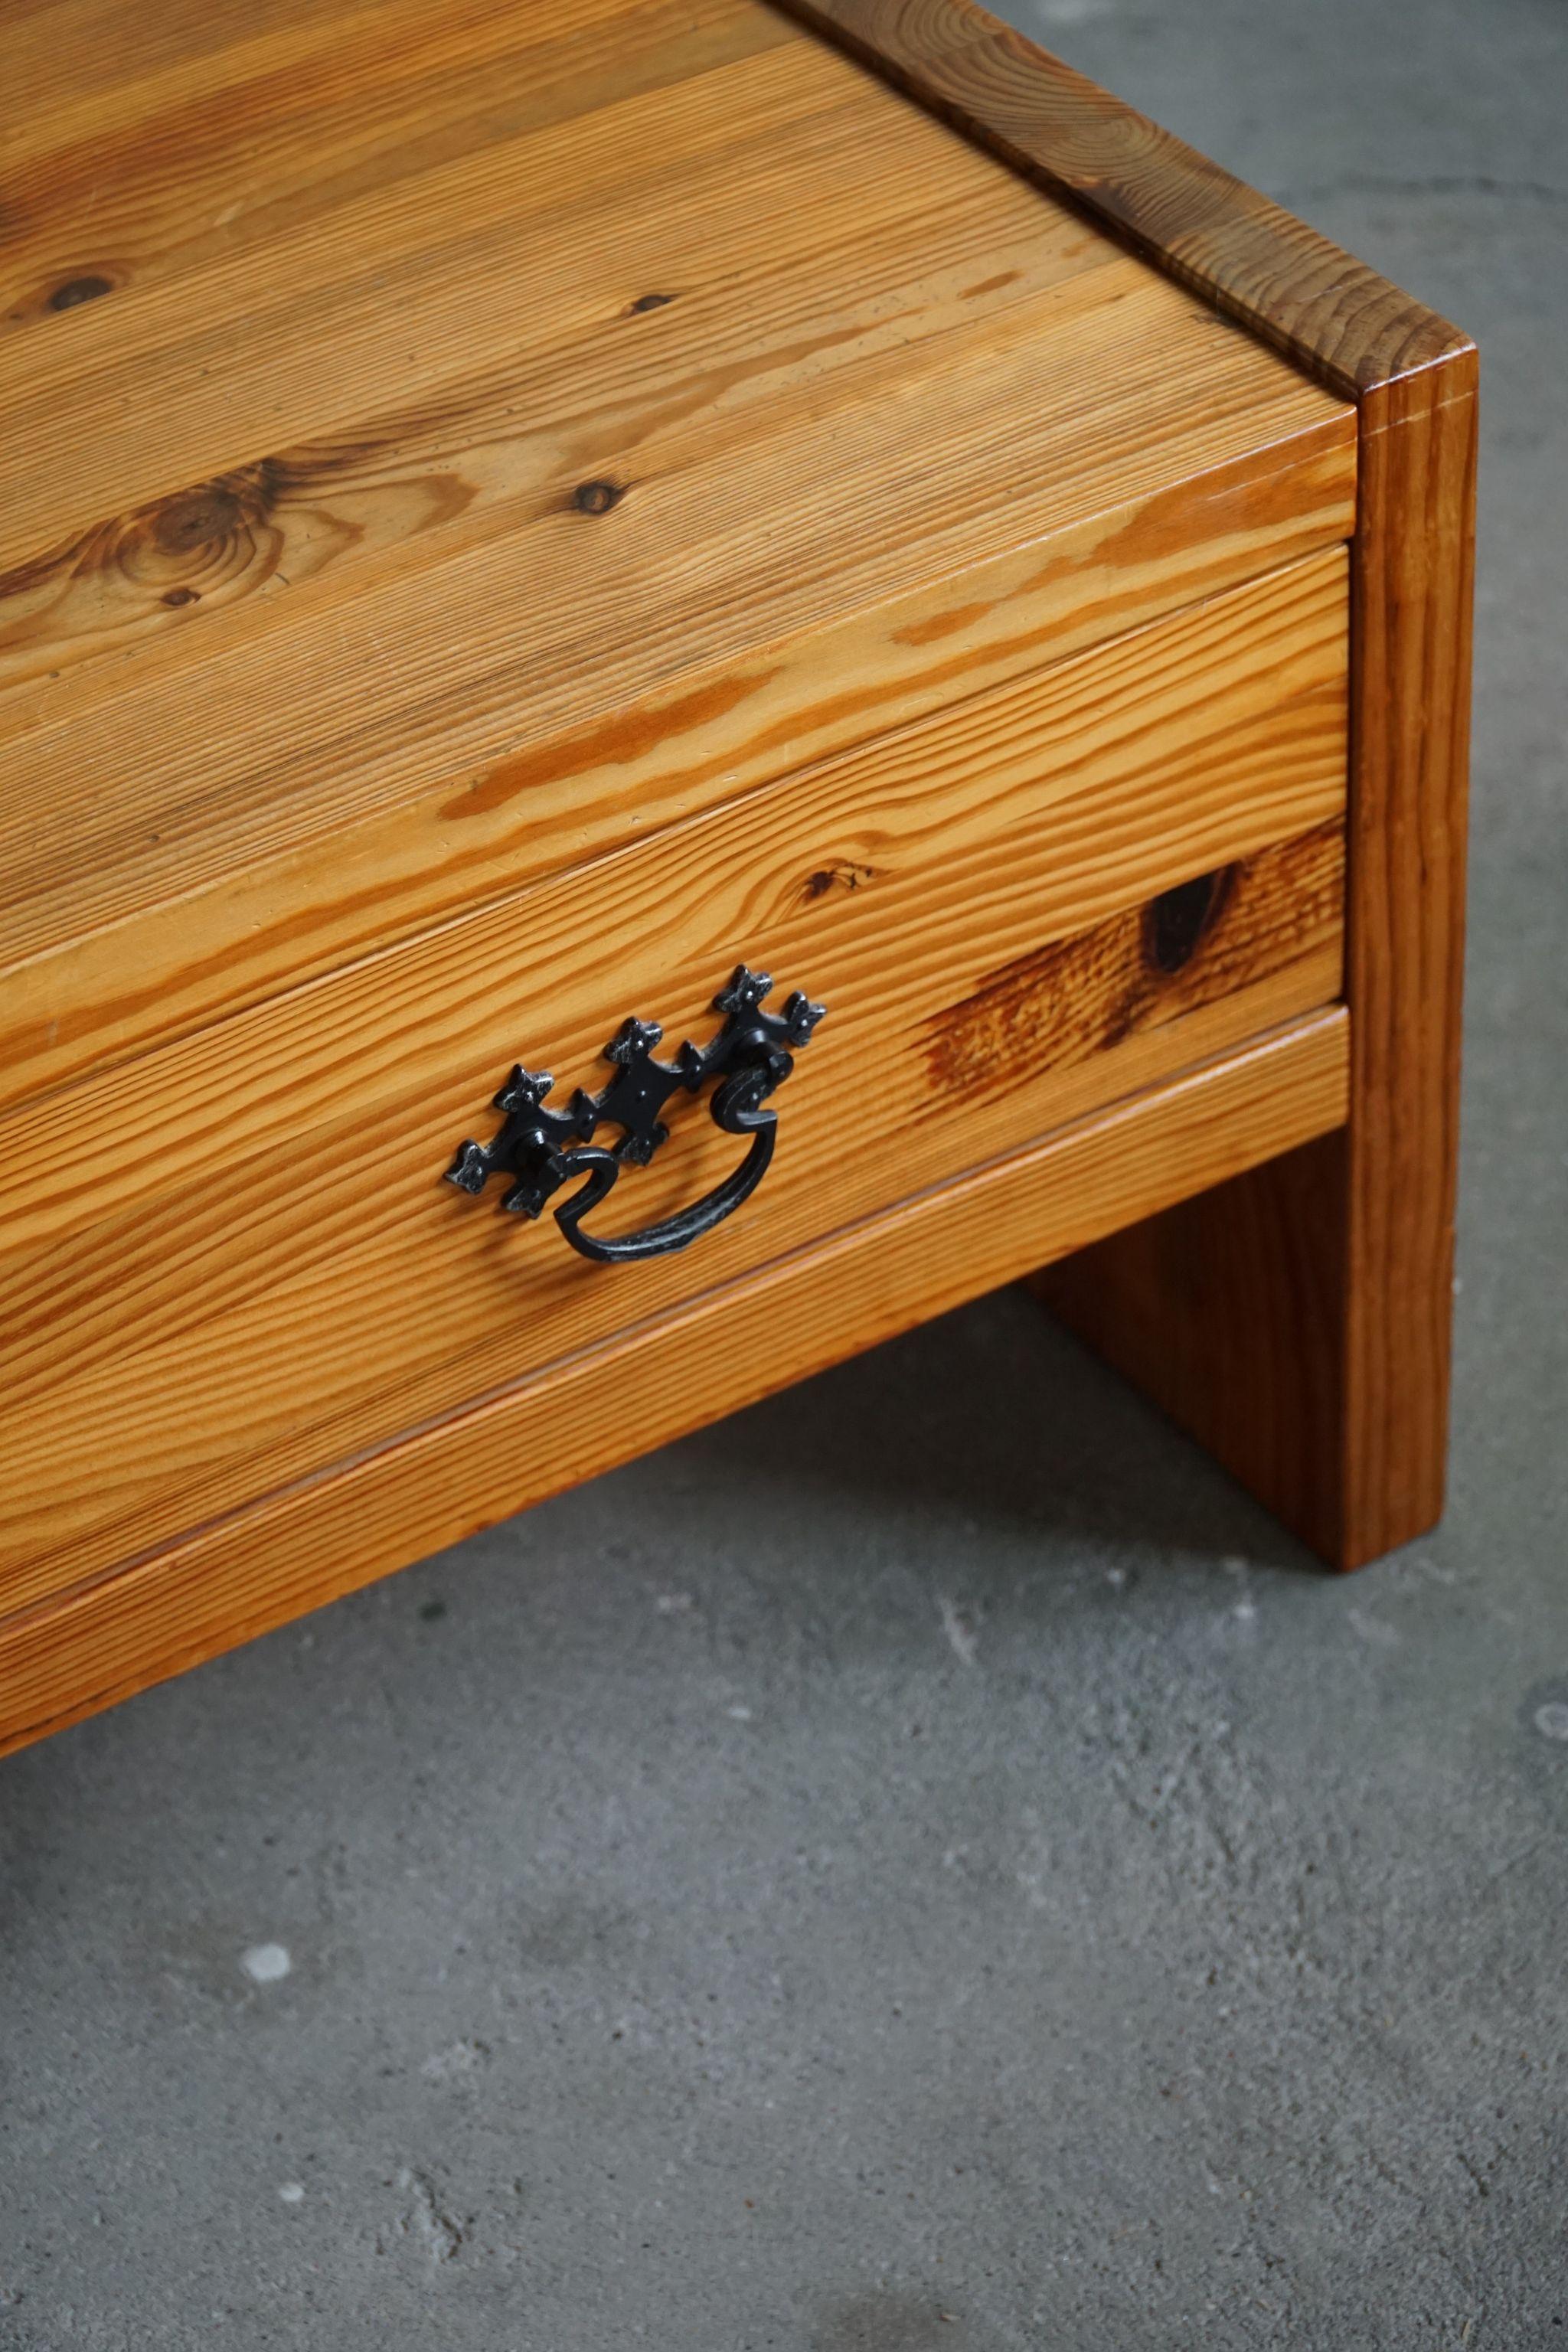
1143 869 1231 975
572 479 626 515
153 485 243 554
48 274 113 312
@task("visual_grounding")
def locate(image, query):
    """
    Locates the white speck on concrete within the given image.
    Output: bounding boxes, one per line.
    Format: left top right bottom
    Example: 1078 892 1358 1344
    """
1534 1700 1568 1741
1233 1600 1257 1622
937 1595 978 1666
726 1704 753 1720
240 1942 292 1984
277 2182 305 2205
1105 1566 1128 1589
655 1592 694 1615
1347 1606 1399 1648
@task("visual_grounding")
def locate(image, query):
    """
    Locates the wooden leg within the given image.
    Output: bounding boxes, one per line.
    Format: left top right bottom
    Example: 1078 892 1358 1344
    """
1039 1130 1363 1565
1039 354 1478 1573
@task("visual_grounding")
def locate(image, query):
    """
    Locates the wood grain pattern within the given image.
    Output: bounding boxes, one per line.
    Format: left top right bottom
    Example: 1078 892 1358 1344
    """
791 0 1473 1560
771 0 1472 396
0 0 801 333
0 552 1349 1610
0 426 1352 1119
0 1009 1351 1758
0 40 1083 573
0 7 1354 1117
1334 373 1475 1551
2 0 368 127
924 818 1342 1105
0 185 1096 693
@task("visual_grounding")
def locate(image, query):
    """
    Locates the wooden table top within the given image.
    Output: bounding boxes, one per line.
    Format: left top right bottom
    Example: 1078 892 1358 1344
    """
0 0 1350 1075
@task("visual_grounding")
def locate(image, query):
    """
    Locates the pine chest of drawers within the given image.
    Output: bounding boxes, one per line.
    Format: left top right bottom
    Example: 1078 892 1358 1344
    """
0 0 1475 1752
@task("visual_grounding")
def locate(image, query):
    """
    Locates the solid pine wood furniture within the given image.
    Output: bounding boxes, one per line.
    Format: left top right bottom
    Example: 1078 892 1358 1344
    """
0 0 1474 1754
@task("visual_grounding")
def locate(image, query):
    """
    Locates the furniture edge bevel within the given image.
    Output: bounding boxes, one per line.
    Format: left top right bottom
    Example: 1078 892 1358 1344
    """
767 0 1472 401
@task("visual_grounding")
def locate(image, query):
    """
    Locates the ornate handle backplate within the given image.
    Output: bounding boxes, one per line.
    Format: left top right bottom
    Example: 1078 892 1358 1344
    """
444 965 826 1263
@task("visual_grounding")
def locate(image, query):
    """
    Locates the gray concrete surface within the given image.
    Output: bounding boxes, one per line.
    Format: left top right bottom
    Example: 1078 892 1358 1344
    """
2 1 1564 2344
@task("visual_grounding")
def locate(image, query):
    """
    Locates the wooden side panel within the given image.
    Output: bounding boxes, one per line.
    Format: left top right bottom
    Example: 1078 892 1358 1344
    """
0 1009 1351 1758
0 550 1350 1608
799 0 1478 1563
1341 371 1475 1546
1043 367 1476 1563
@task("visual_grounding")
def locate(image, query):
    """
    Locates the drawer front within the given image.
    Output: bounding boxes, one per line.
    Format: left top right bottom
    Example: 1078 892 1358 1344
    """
0 547 1348 1610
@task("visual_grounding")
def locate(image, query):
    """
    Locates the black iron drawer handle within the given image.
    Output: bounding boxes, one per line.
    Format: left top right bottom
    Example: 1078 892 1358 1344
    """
444 965 826 1263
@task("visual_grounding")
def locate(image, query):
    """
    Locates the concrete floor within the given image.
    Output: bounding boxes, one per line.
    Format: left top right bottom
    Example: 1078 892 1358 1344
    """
2 1 1564 2344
